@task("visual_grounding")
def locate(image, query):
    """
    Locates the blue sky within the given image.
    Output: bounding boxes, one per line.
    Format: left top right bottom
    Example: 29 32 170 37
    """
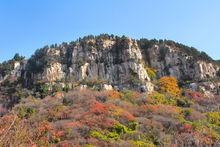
0 0 220 62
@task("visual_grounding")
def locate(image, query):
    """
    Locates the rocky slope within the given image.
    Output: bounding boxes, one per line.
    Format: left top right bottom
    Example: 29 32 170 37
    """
0 34 220 146
23 36 152 91
2 35 220 87
0 34 220 103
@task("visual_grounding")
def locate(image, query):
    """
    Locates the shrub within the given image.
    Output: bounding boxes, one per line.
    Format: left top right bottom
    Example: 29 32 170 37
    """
52 84 63 93
62 97 73 106
190 121 220 142
176 98 192 107
91 101 108 115
18 107 26 118
110 122 138 135
80 78 106 89
113 107 135 121
184 90 203 100
90 130 114 141
206 112 220 126
18 106 36 118
107 90 122 99
35 83 50 98
128 74 143 86
35 121 53 141
90 122 138 141
46 104 65 122
158 76 181 97
127 121 138 131
184 110 206 122
121 90 141 104
146 67 157 80
179 123 193 133
147 92 176 105
181 109 192 119
84 144 96 147
131 140 155 147
63 85 70 93
15 89 29 100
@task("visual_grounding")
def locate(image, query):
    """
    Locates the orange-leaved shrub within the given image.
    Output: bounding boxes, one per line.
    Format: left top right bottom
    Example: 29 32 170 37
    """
158 76 181 97
107 90 122 99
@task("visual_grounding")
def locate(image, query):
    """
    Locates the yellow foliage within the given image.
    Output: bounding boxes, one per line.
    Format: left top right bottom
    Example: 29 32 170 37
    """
147 92 176 105
146 67 157 79
206 112 220 126
158 76 181 97
107 90 122 99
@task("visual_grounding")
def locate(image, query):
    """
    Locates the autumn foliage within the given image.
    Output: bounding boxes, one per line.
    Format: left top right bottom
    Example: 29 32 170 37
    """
158 76 181 96
0 88 219 146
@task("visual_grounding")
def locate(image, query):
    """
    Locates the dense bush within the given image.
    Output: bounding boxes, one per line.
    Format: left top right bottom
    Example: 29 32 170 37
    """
121 90 141 104
176 98 192 107
17 106 36 119
36 83 50 98
90 122 138 141
0 88 219 146
147 92 176 105
62 97 74 106
206 112 220 126
159 76 181 96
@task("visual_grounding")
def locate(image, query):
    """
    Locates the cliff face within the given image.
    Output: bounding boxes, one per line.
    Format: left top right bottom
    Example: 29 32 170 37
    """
144 44 219 81
23 37 152 91
68 38 150 87
1 35 220 93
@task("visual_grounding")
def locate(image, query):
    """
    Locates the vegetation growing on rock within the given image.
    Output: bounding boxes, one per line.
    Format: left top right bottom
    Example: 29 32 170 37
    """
0 34 220 146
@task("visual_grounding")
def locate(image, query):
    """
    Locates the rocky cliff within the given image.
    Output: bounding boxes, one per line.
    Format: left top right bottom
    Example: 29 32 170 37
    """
144 43 219 81
1 34 220 146
1 34 220 94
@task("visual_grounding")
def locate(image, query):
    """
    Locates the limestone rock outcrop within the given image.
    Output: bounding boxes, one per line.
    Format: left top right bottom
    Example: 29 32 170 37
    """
145 44 219 81
43 62 65 82
1 35 219 93
25 36 152 91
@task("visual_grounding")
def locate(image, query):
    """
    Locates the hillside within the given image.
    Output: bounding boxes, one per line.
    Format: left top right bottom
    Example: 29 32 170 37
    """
0 34 220 146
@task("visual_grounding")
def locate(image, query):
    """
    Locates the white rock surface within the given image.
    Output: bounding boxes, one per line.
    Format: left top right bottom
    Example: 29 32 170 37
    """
43 62 65 82
102 84 113 90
